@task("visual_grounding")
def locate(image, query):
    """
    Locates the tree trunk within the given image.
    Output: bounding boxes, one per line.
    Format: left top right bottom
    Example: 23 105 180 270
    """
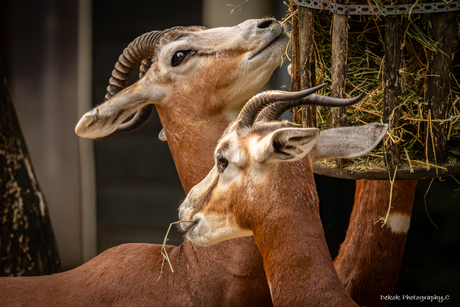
0 63 61 276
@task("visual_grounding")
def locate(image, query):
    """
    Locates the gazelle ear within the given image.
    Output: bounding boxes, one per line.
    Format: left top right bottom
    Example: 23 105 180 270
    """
309 123 388 162
251 127 320 163
75 79 165 140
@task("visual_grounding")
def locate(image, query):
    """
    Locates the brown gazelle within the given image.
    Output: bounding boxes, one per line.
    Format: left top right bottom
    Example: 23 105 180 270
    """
0 87 369 307
179 89 388 306
76 18 291 192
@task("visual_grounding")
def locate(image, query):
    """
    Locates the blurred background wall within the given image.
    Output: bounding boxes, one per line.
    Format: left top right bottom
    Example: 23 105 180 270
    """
0 0 459 305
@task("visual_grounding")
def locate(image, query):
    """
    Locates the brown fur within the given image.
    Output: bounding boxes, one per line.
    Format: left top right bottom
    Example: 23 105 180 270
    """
334 179 417 307
155 57 244 191
254 160 357 306
0 242 270 307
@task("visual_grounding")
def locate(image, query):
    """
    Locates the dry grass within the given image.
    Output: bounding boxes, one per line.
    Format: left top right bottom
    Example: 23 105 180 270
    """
310 11 460 172
157 220 195 281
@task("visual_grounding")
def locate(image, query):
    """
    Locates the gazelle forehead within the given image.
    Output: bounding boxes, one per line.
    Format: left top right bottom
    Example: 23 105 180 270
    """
216 132 243 163
161 26 247 55
162 26 207 41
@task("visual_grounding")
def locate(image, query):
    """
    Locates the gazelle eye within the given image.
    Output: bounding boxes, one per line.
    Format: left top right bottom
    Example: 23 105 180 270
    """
217 156 229 173
172 50 192 67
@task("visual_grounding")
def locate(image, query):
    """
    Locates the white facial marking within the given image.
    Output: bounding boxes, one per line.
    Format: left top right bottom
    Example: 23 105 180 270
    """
248 135 263 162
221 136 241 164
387 213 411 234
187 213 253 247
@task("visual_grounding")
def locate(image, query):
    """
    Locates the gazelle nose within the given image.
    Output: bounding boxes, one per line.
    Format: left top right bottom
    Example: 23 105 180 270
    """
257 19 274 29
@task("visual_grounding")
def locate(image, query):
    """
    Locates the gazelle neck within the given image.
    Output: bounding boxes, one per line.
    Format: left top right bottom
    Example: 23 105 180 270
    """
156 99 231 193
250 159 358 306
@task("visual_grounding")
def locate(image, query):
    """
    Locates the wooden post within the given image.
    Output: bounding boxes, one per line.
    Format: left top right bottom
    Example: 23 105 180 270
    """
330 2 349 167
424 12 458 165
330 3 348 126
382 6 406 168
298 6 316 128
290 0 302 124
0 63 61 276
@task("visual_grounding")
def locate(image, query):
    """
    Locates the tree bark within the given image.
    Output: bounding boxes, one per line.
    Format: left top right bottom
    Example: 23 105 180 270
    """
0 63 61 276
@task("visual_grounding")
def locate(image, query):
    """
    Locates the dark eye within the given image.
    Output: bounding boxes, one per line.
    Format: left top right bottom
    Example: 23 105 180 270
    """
217 156 229 173
171 50 192 67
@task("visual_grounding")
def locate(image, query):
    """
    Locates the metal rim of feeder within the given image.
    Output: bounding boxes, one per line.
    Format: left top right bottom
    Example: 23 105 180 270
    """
291 0 460 180
295 0 460 16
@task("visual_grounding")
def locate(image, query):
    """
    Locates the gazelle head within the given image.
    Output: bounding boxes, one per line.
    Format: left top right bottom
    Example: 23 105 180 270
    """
179 87 388 247
75 18 289 139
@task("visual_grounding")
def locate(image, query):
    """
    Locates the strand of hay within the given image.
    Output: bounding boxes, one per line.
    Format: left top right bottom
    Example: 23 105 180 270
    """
423 178 439 230
374 166 398 227
228 0 251 14
157 221 195 281
452 176 460 195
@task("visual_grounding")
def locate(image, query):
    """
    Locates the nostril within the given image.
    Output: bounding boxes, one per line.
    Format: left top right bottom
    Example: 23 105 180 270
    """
257 19 273 29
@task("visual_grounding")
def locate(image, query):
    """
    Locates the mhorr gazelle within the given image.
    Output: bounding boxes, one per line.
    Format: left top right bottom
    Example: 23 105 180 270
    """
179 86 388 306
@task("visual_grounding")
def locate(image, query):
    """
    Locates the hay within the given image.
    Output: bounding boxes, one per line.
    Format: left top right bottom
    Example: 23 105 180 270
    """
423 178 439 230
228 0 251 14
374 166 398 227
157 220 195 281
310 9 460 172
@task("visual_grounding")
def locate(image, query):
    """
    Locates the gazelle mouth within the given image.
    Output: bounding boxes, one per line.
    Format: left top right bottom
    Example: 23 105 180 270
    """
180 219 199 233
249 25 288 60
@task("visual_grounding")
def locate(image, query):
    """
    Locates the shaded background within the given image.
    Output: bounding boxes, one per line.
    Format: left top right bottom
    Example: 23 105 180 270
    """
1 0 459 305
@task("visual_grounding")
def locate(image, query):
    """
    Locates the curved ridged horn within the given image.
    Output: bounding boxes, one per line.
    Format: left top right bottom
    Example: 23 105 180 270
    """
139 58 152 80
106 30 171 100
105 27 187 133
237 84 326 129
255 92 366 122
